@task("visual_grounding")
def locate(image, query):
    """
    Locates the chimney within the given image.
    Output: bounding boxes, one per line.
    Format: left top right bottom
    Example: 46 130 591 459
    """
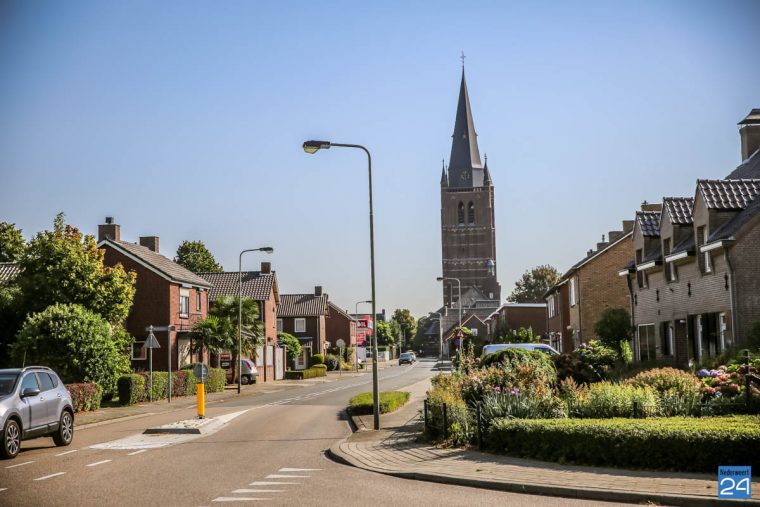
261 262 271 274
596 242 608 251
98 217 120 243
587 249 594 257
739 109 760 161
139 236 160 253
314 286 323 297
622 220 634 233
641 202 662 212
608 230 623 243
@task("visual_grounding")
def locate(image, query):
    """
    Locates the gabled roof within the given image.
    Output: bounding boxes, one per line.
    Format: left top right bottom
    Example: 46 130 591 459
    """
198 271 278 303
278 293 329 317
0 262 20 283
726 148 760 179
442 312 486 340
327 301 355 321
99 239 211 287
447 69 484 188
663 197 694 225
738 108 760 125
636 211 661 237
697 179 760 210
708 194 760 243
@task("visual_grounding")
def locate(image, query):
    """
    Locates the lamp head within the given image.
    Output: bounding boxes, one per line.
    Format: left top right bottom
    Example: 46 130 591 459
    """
436 276 444 282
259 247 274 254
303 140 331 154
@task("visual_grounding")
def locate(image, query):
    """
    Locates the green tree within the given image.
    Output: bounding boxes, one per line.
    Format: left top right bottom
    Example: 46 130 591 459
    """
593 307 633 353
175 240 223 273
0 222 25 262
375 321 395 346
191 295 263 382
277 332 302 366
507 264 560 303
11 304 131 393
494 327 539 344
390 308 416 350
412 315 431 351
16 213 136 325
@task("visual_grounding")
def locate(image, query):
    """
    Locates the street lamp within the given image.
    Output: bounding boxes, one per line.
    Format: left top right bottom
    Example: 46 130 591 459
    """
437 276 462 354
429 312 443 361
238 247 274 394
303 140 381 430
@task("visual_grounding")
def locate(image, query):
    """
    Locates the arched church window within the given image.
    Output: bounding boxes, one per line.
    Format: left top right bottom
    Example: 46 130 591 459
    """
457 202 464 225
468 202 475 224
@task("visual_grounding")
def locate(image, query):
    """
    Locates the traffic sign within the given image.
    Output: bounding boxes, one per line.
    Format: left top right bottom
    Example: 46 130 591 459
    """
193 363 209 381
336 339 346 348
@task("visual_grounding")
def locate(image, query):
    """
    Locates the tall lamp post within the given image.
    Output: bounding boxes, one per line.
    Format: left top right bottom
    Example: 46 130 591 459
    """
304 140 380 430
429 312 443 361
437 276 462 354
238 247 274 394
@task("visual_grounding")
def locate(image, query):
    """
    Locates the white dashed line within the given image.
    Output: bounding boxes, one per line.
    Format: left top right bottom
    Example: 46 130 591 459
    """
34 472 65 481
86 460 112 467
0 487 7 491
265 474 309 478
231 489 283 494
248 481 300 486
127 449 147 456
5 461 34 469
55 449 78 457
212 497 266 502
279 468 321 472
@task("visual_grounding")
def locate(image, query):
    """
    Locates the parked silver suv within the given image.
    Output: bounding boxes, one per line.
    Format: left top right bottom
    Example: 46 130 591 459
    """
0 366 74 459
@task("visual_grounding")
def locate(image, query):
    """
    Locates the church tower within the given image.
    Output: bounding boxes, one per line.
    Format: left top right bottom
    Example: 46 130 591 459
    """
440 69 501 308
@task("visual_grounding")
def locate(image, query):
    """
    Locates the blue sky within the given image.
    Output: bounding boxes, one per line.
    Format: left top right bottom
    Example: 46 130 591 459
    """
1 0 759 318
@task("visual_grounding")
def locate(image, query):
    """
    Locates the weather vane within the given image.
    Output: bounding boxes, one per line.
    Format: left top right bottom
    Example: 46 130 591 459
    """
460 50 466 68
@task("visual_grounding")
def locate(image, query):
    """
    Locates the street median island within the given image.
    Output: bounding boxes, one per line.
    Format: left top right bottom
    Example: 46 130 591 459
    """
348 391 410 415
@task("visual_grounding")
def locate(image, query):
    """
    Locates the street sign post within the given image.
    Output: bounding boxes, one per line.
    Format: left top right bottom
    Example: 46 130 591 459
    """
145 325 176 402
143 326 161 403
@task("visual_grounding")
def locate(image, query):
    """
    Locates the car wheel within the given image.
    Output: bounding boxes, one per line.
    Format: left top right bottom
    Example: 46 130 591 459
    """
1 419 21 459
53 410 74 447
241 375 250 385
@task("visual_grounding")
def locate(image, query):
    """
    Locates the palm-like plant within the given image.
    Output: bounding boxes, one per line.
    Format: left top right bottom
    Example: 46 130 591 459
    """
191 295 264 382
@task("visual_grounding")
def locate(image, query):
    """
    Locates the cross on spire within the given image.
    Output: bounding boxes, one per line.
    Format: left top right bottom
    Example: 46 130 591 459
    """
460 50 466 68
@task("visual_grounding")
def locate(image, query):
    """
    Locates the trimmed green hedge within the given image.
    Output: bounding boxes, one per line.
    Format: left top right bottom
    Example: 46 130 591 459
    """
349 391 410 415
117 374 145 405
65 383 103 412
284 367 327 380
117 367 224 405
205 367 226 393
487 416 760 472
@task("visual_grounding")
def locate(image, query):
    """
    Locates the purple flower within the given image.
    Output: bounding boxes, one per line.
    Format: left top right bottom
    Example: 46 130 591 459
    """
509 388 520 396
715 391 722 397
697 369 710 378
710 371 719 378
494 386 501 393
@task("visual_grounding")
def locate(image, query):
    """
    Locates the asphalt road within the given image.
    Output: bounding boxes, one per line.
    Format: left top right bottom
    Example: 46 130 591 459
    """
0 359 628 506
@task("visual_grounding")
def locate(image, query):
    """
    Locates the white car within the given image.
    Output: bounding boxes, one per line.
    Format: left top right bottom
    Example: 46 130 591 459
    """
481 343 559 358
240 359 258 385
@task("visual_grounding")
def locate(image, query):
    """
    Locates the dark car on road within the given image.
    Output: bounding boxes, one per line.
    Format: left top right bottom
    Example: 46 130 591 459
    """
0 366 75 459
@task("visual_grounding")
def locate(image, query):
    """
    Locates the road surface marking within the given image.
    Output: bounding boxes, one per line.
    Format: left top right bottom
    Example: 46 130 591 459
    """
127 449 147 455
249 481 300 486
0 488 7 491
212 497 266 502
55 449 78 456
232 489 283 493
34 472 66 481
279 468 321 472
266 474 309 478
5 461 34 469
86 460 112 467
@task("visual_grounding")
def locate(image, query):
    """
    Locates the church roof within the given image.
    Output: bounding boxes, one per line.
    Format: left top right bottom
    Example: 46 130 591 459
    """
447 69 484 188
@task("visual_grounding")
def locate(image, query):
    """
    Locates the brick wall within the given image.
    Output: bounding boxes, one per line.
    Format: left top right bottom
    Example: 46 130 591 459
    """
729 211 760 343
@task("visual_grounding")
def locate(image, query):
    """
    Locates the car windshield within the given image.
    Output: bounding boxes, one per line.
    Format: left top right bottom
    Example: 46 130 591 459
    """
0 374 19 396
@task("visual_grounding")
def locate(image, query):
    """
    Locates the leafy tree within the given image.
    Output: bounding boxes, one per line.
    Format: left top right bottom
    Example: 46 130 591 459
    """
507 264 560 303
412 315 431 351
390 308 416 350
175 240 222 273
593 307 633 353
0 222 25 262
277 332 302 366
16 213 136 325
11 304 131 393
0 285 23 367
375 320 395 346
494 326 539 344
191 295 263 382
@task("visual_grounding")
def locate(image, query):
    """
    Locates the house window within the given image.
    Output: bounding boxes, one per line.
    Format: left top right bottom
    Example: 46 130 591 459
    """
277 319 283 332
719 312 731 349
179 288 190 318
635 248 648 289
467 202 475 225
294 318 306 333
661 322 673 356
569 278 576 306
547 295 556 318
638 324 656 361
664 238 677 282
132 339 147 360
697 226 711 274
457 202 465 225
196 290 202 312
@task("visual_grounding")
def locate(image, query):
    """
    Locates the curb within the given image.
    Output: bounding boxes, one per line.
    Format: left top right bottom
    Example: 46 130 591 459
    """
326 443 759 507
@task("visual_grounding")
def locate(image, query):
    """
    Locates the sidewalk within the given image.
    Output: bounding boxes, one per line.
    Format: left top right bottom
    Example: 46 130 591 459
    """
76 364 391 430
329 378 760 507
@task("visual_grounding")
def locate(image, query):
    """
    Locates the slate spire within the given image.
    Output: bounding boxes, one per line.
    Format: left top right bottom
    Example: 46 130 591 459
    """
448 68 484 188
440 159 448 187
483 154 492 186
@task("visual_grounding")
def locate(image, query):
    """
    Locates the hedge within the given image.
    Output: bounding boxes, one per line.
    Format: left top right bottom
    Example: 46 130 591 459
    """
284 367 327 380
117 367 225 405
487 416 760 472
205 367 226 393
117 374 145 406
65 383 103 412
349 391 410 415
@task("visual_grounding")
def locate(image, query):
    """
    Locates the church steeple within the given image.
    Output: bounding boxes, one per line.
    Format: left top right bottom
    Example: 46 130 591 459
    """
448 69 484 188
440 160 448 187
483 154 492 186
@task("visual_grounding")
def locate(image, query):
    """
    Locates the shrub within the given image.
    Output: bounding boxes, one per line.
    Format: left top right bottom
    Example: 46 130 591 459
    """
184 369 198 395
325 354 339 371
172 370 189 397
592 308 632 353
555 340 619 384
427 375 470 445
487 416 760 472
205 367 226 392
625 367 702 416
284 366 327 380
277 332 302 366
348 391 410 415
481 390 566 421
310 353 325 366
11 303 131 393
65 383 103 412
463 349 557 405
142 371 169 400
117 374 145 406
311 364 327 372
582 382 659 418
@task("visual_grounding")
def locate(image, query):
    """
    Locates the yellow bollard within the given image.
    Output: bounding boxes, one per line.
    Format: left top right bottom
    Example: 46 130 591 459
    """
197 383 205 419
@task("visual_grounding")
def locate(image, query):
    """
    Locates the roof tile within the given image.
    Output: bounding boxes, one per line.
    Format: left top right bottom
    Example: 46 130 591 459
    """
198 271 275 301
636 211 661 237
102 240 211 287
697 179 760 210
278 293 329 317
663 197 694 225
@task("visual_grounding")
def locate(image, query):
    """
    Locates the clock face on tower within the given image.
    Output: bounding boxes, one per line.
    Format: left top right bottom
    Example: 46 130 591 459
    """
460 170 470 182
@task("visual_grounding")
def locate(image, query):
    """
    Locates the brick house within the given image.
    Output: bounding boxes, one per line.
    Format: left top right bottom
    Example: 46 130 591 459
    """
486 303 548 343
277 287 329 369
619 108 760 365
198 262 283 382
97 218 211 371
325 302 357 350
544 219 635 352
